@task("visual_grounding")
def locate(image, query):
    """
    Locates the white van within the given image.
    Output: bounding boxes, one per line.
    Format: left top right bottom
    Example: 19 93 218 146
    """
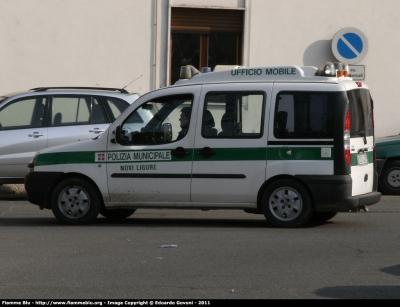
24 62 381 228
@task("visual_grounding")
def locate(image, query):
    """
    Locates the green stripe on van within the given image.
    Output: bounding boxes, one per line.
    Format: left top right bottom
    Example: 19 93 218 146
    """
35 151 95 165
267 147 334 160
35 146 340 166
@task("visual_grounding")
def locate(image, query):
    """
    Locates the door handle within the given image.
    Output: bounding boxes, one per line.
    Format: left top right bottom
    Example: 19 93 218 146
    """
89 128 105 134
197 147 216 159
171 147 189 159
28 132 45 138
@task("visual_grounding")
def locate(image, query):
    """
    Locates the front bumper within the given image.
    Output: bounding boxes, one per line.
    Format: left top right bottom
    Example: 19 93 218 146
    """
25 172 64 209
296 174 381 212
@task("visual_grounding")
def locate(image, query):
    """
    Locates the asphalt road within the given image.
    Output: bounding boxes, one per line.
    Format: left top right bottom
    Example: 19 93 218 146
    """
1 196 400 300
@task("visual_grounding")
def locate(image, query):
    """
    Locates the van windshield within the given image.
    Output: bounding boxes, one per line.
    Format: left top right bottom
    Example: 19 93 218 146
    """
347 89 373 137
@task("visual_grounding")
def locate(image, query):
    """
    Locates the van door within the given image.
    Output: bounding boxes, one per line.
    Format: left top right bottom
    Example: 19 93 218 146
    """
268 83 338 178
191 83 271 206
347 87 375 196
106 89 199 205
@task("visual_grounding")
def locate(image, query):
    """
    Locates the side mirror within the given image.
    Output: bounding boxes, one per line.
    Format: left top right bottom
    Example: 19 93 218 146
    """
162 123 172 142
114 125 122 144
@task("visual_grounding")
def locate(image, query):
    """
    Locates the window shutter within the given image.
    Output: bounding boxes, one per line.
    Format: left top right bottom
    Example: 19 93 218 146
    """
171 7 244 34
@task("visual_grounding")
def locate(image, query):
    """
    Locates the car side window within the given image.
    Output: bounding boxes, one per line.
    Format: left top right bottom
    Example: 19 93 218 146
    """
102 97 129 122
51 96 106 126
119 94 193 145
0 97 47 130
203 92 265 138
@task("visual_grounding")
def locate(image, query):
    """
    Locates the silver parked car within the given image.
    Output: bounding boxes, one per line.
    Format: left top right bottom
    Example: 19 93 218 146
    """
0 87 143 185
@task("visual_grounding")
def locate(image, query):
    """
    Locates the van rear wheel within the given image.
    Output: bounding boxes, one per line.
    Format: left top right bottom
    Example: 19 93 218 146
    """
262 179 313 228
379 161 400 195
51 177 101 225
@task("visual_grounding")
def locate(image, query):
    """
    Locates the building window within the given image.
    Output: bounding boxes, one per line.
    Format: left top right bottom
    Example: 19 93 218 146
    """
170 7 244 85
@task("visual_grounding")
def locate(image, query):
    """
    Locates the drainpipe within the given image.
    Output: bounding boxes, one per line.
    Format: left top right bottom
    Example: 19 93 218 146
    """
243 0 251 67
153 0 158 90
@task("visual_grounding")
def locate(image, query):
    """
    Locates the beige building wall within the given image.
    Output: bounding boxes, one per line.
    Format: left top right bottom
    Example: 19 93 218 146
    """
246 0 400 138
0 0 399 137
0 0 155 95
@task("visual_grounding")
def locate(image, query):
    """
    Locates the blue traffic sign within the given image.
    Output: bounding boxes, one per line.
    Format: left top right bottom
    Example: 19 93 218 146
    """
332 28 368 64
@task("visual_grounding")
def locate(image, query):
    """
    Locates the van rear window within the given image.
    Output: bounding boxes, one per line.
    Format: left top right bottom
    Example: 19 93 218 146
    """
347 89 373 137
274 91 336 139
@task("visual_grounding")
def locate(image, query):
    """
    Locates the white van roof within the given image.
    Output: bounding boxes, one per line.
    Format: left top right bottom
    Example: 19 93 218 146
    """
174 62 354 86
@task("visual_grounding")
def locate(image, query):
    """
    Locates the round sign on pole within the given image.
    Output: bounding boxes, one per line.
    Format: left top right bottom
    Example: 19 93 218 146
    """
332 27 368 64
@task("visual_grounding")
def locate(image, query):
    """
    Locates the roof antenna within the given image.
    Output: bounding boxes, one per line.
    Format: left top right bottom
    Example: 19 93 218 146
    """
122 74 143 90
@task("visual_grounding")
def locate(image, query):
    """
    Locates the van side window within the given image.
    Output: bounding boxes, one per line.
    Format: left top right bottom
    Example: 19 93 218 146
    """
203 92 265 138
120 94 193 145
274 91 335 139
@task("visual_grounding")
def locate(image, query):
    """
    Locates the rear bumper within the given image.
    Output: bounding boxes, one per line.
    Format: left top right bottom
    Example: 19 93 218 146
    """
24 172 64 209
296 174 381 212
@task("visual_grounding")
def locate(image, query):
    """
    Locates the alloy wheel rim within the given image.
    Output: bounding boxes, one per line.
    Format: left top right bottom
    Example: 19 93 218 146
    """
268 187 302 221
58 186 90 219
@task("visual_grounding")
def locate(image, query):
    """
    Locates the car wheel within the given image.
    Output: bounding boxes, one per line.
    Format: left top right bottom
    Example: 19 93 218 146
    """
51 177 101 225
310 212 337 222
100 209 136 220
262 179 313 228
379 161 400 195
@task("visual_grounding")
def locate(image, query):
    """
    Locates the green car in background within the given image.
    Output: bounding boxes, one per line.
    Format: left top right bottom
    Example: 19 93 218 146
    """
376 134 400 194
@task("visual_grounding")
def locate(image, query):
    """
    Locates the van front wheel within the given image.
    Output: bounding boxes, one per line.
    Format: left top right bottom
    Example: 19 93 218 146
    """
262 179 313 228
51 178 101 225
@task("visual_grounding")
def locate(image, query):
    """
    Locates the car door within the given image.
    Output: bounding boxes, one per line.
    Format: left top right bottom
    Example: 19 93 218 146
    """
47 95 111 148
191 83 271 205
0 96 48 178
105 87 200 205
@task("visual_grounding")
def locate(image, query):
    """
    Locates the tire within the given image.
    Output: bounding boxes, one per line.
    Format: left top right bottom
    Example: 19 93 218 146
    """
379 161 400 195
51 177 101 225
100 209 136 220
262 179 313 228
310 212 337 222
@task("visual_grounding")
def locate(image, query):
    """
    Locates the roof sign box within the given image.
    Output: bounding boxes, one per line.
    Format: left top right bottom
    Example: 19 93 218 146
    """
174 62 356 86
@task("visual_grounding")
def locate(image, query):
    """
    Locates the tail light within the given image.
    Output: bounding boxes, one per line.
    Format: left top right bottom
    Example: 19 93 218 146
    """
344 110 351 165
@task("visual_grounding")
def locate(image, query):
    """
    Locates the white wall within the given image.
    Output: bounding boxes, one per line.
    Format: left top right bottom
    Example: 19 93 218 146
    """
0 0 398 137
0 0 154 95
246 0 400 137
